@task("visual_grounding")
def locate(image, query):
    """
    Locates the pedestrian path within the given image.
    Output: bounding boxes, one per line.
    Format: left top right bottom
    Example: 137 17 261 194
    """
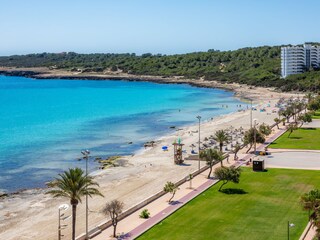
124 177 219 239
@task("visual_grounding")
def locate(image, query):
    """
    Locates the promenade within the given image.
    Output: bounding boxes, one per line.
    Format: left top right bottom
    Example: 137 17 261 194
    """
92 126 288 240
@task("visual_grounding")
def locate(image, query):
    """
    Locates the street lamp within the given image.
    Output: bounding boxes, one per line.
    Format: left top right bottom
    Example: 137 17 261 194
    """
253 119 258 154
250 99 253 128
196 115 201 171
58 204 70 240
81 149 90 240
287 221 295 240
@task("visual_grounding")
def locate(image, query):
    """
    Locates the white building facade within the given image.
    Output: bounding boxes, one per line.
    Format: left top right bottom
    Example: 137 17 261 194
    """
281 43 320 78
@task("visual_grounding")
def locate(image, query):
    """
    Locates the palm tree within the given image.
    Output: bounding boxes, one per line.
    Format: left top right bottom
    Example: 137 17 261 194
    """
274 118 280 129
46 168 103 240
231 143 242 160
243 128 266 153
163 181 179 203
259 123 272 136
200 149 220 178
213 130 230 152
287 123 298 138
280 107 293 123
215 150 226 167
301 189 320 239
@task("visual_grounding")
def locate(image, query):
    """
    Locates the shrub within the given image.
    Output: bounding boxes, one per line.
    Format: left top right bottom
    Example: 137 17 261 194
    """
139 209 151 219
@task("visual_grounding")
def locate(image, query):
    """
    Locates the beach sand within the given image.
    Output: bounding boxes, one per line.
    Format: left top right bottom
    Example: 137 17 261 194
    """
0 74 298 239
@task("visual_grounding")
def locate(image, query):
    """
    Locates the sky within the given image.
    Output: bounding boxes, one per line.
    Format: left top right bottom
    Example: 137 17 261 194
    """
0 0 319 56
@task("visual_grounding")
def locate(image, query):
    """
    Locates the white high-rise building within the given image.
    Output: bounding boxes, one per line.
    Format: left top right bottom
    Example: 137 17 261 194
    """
281 43 320 78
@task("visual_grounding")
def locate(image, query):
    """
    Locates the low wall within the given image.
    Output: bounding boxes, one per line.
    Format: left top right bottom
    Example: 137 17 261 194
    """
299 221 312 240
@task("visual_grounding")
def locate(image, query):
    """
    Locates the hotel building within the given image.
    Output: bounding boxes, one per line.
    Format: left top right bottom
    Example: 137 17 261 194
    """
281 43 320 78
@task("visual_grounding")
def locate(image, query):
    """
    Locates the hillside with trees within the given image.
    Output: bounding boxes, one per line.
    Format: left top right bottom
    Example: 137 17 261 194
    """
0 45 320 92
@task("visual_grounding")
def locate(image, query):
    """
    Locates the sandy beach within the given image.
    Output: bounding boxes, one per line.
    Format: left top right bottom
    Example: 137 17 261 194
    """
0 70 298 240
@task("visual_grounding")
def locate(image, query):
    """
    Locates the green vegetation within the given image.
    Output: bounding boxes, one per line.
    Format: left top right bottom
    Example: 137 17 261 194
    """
301 189 320 239
1 45 320 92
139 209 151 219
243 127 266 153
164 181 179 203
46 168 103 240
200 149 225 178
213 129 230 153
270 128 320 150
312 111 320 119
214 166 241 191
138 168 318 240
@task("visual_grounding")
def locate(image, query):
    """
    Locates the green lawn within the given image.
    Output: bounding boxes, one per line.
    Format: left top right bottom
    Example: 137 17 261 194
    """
138 168 319 240
269 128 320 150
312 111 320 119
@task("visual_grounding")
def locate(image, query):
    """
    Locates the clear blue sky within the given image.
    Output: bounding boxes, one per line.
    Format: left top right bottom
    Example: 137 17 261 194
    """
0 0 319 56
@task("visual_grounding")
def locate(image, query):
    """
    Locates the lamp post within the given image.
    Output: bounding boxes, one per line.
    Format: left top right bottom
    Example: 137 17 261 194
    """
58 204 70 240
186 174 193 189
253 119 258 154
81 149 90 240
250 99 253 128
196 115 201 171
287 221 295 240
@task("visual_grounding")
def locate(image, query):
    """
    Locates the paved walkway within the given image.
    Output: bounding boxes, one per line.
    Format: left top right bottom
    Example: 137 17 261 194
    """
264 151 320 170
124 177 219 239
301 119 320 128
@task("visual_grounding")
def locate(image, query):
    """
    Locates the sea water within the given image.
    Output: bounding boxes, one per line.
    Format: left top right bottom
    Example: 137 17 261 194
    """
0 75 246 192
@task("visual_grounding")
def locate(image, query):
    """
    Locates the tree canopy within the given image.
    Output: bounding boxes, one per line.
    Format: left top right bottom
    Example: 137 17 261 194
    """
214 166 241 191
1 44 320 92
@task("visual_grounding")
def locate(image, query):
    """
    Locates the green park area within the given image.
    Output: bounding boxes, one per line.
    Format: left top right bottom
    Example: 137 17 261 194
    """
269 127 320 150
138 168 319 240
312 111 320 119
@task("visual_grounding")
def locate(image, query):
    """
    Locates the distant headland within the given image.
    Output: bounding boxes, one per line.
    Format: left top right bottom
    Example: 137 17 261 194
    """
0 44 320 92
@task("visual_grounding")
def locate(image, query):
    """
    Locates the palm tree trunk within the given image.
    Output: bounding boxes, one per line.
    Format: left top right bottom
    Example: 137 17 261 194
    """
219 180 228 191
113 223 117 238
71 203 77 240
169 191 175 203
246 144 252 153
208 165 212 179
220 143 223 152
111 213 117 237
220 160 223 167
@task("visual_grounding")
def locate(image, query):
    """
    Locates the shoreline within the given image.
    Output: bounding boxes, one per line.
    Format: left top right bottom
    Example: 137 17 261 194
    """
0 91 249 197
0 68 256 196
0 67 285 101
0 68 298 240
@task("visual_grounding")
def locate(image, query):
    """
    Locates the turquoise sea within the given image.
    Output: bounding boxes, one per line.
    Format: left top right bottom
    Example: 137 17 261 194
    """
0 75 246 192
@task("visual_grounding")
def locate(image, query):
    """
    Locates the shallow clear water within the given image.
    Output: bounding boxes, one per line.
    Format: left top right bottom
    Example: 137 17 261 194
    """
0 75 246 192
